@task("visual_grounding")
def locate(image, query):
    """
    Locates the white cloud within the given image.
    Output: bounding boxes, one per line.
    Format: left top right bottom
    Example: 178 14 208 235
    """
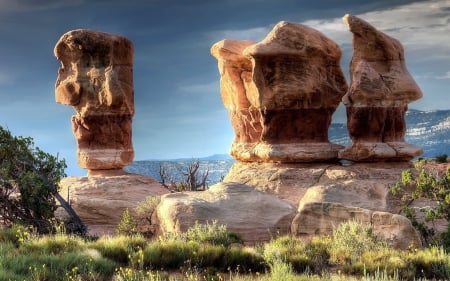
207 26 271 42
436 71 450 79
300 18 351 45
350 0 450 61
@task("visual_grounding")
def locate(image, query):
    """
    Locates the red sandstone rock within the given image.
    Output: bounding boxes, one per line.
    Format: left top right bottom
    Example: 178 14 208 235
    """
54 29 134 171
339 15 423 161
211 21 347 162
210 40 262 160
57 173 169 236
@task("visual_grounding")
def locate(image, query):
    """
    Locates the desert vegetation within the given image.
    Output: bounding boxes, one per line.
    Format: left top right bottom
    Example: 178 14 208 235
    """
1 220 450 280
2 126 450 280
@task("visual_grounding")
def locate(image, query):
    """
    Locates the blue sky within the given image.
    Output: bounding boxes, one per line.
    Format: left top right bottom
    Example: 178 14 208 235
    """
0 0 449 176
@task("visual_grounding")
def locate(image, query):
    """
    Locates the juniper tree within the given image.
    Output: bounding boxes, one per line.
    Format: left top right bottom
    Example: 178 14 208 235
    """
0 125 85 234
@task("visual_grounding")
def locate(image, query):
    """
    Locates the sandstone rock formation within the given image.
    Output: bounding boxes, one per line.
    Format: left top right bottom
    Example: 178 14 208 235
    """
292 202 421 249
210 40 262 161
222 161 422 248
54 29 134 172
57 173 169 236
211 21 347 162
156 182 296 244
339 14 423 161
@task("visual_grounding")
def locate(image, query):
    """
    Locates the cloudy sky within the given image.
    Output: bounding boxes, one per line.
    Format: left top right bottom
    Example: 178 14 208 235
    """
0 0 449 176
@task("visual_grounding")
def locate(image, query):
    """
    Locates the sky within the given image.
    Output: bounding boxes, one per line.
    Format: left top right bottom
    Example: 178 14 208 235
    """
0 0 449 176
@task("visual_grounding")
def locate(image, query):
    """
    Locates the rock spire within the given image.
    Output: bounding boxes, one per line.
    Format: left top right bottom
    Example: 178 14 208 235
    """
54 29 134 173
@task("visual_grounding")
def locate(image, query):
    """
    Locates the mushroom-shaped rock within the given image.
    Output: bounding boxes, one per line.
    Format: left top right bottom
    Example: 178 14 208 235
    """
54 29 134 172
211 21 348 162
339 15 423 161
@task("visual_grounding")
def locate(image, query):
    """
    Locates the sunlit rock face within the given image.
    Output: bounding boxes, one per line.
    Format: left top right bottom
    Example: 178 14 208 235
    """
54 29 134 171
339 14 423 161
211 21 347 162
210 40 263 160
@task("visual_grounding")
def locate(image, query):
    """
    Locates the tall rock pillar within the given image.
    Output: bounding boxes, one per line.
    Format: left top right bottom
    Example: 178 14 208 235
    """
339 15 423 161
211 39 263 161
212 21 348 162
54 29 134 173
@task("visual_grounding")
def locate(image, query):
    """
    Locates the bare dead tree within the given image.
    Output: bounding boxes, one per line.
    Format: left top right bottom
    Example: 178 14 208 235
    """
159 160 209 192
159 164 176 192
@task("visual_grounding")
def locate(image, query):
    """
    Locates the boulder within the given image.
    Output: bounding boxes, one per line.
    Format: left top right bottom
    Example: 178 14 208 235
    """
155 182 296 244
57 173 169 236
54 29 134 171
291 202 421 249
223 161 422 249
339 14 423 161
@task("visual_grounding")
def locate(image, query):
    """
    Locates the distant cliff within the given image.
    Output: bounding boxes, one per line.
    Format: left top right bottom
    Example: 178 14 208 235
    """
330 109 450 158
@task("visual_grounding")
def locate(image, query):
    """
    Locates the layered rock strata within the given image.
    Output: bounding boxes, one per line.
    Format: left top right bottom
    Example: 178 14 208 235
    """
54 29 134 172
339 14 423 161
211 21 347 162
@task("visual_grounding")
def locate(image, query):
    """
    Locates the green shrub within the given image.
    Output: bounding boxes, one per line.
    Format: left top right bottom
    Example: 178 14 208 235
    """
90 235 147 265
350 248 415 279
140 239 193 270
0 251 116 281
329 220 387 266
408 246 450 280
186 220 242 247
134 196 161 236
263 235 330 274
116 208 140 236
435 154 448 163
222 246 265 273
392 162 450 246
188 241 225 269
20 233 85 255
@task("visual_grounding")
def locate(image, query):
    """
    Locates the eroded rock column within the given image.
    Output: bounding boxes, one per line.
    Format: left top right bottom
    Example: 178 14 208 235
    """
54 29 134 173
212 21 348 162
339 15 423 161
211 39 263 161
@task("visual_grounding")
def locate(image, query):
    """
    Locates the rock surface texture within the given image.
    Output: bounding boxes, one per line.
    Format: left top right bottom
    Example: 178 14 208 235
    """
54 29 134 171
211 21 347 162
57 173 169 236
157 162 421 248
221 161 422 248
339 14 423 161
156 182 296 244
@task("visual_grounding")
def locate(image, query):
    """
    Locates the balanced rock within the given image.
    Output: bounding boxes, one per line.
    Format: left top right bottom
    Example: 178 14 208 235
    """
156 182 296 244
211 21 347 162
339 14 423 161
54 29 134 171
57 173 169 236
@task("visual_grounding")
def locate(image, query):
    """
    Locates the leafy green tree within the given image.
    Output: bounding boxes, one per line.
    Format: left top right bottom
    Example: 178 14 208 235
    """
392 160 450 246
0 125 84 234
